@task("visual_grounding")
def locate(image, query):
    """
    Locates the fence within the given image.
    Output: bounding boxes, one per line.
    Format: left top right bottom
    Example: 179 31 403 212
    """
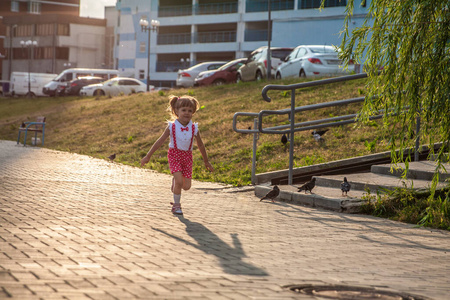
233 73 418 185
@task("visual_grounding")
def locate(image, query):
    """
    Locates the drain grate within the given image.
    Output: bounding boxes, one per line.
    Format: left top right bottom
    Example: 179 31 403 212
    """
286 284 429 300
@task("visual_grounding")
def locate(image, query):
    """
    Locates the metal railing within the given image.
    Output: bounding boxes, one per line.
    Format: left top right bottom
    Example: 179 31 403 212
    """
233 73 417 185
158 2 238 17
246 0 295 12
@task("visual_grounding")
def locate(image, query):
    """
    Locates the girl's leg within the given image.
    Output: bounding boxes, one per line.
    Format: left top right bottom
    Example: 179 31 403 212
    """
172 171 183 195
182 177 191 191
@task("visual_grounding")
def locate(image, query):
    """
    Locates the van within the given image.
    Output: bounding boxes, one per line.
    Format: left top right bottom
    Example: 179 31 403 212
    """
10 72 57 97
43 68 119 96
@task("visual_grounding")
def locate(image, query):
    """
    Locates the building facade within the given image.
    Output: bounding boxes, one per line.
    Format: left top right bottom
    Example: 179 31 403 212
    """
0 0 80 79
1 0 111 81
114 0 370 87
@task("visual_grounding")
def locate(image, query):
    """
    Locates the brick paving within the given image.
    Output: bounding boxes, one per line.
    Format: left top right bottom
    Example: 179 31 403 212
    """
0 140 449 300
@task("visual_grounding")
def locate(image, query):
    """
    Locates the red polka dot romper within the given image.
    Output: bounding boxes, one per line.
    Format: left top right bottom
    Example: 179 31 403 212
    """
167 120 197 178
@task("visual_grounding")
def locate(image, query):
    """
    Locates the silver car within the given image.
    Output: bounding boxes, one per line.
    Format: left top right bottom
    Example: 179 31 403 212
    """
176 61 226 88
275 45 355 79
237 46 293 82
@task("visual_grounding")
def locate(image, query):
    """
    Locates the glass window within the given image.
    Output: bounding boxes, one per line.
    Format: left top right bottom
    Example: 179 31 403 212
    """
29 2 41 14
36 24 54 36
297 48 307 57
11 1 19 12
139 42 146 53
139 70 145 79
57 24 69 36
16 25 33 37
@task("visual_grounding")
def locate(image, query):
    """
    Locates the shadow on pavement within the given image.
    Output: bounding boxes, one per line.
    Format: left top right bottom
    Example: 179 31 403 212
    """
152 216 269 276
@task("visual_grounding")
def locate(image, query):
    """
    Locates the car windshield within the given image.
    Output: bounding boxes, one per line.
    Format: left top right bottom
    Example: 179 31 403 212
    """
272 49 293 59
309 46 338 54
218 60 241 70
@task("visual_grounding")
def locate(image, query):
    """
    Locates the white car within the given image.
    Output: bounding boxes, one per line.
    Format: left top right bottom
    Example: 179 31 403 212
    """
275 45 355 79
79 77 152 97
176 61 226 88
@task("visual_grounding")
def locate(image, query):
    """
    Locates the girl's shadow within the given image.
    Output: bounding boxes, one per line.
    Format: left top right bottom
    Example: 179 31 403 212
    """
152 216 268 276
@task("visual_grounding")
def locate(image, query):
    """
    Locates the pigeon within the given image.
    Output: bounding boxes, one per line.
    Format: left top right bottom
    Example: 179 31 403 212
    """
281 134 288 145
312 129 328 136
341 177 351 196
297 177 316 194
312 129 328 143
260 185 280 203
107 153 116 162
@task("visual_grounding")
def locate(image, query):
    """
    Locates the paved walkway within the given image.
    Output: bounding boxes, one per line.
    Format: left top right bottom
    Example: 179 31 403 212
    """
1 140 449 300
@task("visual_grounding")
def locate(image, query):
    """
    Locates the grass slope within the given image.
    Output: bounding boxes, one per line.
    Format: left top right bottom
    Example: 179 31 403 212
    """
1 77 390 186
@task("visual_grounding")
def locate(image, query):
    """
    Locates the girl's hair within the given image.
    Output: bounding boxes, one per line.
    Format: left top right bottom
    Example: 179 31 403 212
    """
167 95 200 119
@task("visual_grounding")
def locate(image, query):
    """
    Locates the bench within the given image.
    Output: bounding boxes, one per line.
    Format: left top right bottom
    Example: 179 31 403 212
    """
17 116 46 146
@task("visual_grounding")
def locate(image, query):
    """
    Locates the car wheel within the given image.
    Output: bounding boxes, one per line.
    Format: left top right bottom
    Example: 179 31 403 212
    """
94 90 105 96
255 71 263 81
236 74 242 83
299 69 306 78
276 72 282 80
213 79 225 86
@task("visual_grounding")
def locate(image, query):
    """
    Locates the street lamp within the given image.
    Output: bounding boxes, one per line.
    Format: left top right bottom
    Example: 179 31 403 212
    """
20 40 38 97
139 18 160 92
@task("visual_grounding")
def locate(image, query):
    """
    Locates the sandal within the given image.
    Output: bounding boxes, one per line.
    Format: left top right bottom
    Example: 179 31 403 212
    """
170 202 183 215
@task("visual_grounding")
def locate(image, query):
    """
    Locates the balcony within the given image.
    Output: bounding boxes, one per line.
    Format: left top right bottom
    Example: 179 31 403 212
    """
158 33 191 45
157 31 237 45
299 0 347 9
159 2 238 17
246 0 294 12
195 31 236 43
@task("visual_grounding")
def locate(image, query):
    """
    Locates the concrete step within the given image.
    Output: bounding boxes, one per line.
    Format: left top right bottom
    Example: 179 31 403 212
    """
371 161 450 182
313 172 446 193
255 184 368 213
255 160 449 214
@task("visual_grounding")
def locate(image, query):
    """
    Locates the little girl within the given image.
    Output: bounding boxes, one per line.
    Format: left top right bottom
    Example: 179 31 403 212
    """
140 95 214 215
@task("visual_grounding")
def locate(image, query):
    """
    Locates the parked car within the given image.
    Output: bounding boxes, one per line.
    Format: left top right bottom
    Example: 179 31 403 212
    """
43 68 118 96
237 46 293 82
195 58 247 86
79 77 152 97
275 45 355 79
176 61 226 88
64 76 105 96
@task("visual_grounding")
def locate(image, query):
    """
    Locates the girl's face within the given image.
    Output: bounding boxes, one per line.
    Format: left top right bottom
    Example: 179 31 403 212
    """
175 106 194 125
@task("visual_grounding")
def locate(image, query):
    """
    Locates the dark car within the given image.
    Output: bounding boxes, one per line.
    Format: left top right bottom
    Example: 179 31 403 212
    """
195 58 247 86
64 76 105 96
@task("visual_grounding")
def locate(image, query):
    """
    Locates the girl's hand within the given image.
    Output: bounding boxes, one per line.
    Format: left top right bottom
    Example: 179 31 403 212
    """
205 161 214 172
140 156 150 167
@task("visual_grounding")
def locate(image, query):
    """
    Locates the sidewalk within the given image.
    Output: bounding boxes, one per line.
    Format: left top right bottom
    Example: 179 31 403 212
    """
1 140 449 300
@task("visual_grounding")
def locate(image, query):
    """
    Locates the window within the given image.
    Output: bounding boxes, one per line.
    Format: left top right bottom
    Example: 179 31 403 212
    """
16 25 33 37
57 24 69 36
11 1 19 12
300 0 346 9
29 1 41 14
139 70 145 79
55 47 69 60
36 24 55 36
139 42 146 53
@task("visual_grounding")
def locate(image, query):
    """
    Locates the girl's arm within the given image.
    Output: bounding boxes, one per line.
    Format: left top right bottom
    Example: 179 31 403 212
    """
195 131 214 172
140 126 170 167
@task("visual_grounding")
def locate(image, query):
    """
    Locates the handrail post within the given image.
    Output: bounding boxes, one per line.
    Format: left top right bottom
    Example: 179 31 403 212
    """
288 88 295 185
251 118 259 185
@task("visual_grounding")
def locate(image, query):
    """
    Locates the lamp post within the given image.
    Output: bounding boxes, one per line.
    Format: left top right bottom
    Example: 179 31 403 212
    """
139 18 160 92
20 40 38 97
